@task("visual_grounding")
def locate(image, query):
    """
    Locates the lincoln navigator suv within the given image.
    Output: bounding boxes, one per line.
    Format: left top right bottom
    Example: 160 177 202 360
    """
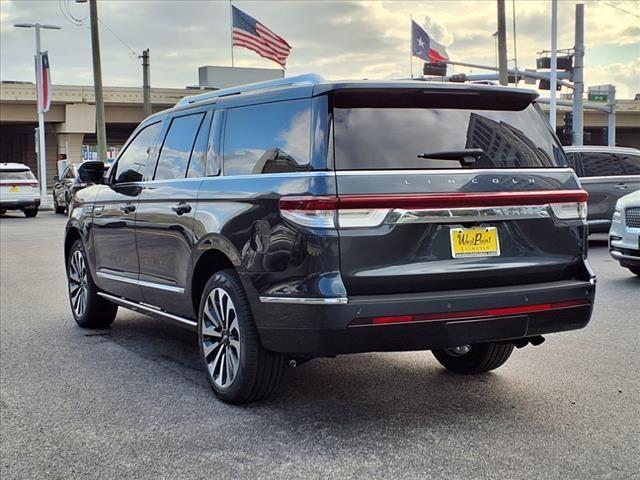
65 75 596 404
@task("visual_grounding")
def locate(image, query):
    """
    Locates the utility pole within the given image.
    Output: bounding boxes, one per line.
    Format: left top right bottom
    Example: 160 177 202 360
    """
89 0 107 162
497 0 508 86
573 3 585 146
608 85 616 146
141 49 151 117
549 0 558 131
14 22 61 208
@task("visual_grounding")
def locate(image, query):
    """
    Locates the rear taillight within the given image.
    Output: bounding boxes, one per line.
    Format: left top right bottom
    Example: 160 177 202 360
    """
279 190 588 228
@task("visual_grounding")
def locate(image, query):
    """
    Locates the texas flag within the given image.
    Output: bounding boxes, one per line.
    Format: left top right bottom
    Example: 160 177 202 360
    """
412 21 449 63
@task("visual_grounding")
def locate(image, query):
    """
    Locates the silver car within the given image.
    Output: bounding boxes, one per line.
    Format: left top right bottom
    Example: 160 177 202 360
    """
609 190 640 276
564 146 640 233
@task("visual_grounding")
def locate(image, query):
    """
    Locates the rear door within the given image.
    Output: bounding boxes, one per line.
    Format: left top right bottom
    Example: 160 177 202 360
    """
135 108 214 316
330 90 588 296
576 151 626 228
615 151 640 193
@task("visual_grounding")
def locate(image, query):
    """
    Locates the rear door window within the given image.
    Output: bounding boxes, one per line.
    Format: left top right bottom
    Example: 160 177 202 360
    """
579 152 623 177
154 112 205 180
615 153 640 175
223 99 311 175
333 97 566 170
0 170 35 181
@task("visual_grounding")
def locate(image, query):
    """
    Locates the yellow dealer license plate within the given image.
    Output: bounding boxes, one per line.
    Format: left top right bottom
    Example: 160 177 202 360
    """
450 226 500 258
9 186 20 192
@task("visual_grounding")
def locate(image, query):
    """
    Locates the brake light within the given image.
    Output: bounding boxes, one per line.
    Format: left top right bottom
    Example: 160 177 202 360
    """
279 190 588 228
352 299 591 326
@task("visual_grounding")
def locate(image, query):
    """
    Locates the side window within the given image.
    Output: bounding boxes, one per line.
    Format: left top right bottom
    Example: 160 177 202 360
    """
114 122 162 183
187 111 214 178
580 152 623 177
616 153 640 175
223 99 311 175
154 113 205 181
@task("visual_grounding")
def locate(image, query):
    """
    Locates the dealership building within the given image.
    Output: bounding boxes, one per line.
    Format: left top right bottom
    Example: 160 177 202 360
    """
0 71 638 186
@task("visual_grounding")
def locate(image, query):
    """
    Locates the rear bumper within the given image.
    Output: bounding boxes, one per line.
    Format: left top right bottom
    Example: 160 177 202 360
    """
256 279 596 355
0 199 40 210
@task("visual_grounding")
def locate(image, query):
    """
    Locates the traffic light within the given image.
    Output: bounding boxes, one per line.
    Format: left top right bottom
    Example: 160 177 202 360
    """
560 112 573 145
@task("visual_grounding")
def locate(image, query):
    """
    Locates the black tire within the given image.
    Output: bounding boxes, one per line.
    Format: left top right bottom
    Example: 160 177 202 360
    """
0 209 6 215
53 196 65 214
198 269 284 404
23 207 38 218
629 267 640 276
432 342 514 374
67 239 118 328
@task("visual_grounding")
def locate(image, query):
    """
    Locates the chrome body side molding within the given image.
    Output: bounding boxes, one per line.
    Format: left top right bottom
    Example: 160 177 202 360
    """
96 271 185 294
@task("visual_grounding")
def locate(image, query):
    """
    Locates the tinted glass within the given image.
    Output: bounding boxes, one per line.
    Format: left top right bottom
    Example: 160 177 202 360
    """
0 170 35 180
565 152 579 170
155 113 205 180
616 153 640 175
114 122 161 183
334 104 566 170
580 152 623 177
223 99 311 175
187 111 213 178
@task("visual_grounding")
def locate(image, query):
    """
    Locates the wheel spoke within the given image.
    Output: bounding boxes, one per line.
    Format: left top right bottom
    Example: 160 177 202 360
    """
203 339 222 358
225 349 233 385
201 322 222 338
210 345 224 380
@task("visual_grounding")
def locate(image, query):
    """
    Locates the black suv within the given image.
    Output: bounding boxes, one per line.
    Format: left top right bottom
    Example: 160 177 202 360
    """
65 75 596 404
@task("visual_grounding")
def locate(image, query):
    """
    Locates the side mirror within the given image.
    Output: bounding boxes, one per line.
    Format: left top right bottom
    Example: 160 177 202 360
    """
53 175 60 182
77 161 106 185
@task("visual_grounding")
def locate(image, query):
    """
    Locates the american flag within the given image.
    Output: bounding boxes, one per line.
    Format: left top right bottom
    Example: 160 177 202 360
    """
35 51 52 113
232 5 291 68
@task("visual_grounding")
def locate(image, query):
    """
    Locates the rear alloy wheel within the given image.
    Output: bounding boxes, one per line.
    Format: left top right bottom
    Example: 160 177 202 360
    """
198 269 284 404
67 239 117 328
23 207 38 218
432 342 514 374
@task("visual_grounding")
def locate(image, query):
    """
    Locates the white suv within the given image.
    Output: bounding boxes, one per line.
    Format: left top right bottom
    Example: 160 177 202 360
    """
609 190 640 276
0 163 40 217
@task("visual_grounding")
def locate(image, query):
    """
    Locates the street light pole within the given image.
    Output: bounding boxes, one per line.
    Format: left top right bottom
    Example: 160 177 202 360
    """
14 23 61 208
88 0 108 162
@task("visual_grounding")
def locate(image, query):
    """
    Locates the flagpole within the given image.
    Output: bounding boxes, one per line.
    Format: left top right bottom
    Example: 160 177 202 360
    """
229 1 235 67
410 14 413 78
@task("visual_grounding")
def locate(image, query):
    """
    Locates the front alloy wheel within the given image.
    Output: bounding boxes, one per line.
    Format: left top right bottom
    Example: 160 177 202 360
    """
201 288 241 389
68 250 88 318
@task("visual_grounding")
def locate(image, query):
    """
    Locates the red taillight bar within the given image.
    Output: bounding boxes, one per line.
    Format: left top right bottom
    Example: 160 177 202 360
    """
351 299 591 326
280 190 588 211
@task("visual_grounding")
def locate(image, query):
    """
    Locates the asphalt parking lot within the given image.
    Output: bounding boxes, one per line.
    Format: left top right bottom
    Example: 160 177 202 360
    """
1 211 638 480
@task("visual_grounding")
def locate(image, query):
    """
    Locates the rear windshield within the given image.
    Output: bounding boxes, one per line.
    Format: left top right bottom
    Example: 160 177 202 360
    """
0 170 36 180
333 103 566 170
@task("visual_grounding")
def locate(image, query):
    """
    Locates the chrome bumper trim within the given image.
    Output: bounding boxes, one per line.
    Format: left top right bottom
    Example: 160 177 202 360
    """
610 250 640 262
386 205 552 224
259 296 348 305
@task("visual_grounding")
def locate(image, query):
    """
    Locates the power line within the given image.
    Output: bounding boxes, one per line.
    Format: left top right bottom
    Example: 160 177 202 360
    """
98 18 138 57
600 1 640 19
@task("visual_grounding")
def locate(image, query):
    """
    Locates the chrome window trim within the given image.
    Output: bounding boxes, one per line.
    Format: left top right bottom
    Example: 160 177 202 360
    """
259 296 348 305
580 175 640 183
96 271 185 294
335 168 576 176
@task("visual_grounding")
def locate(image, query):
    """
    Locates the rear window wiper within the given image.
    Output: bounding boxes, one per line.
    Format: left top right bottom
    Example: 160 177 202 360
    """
417 148 484 166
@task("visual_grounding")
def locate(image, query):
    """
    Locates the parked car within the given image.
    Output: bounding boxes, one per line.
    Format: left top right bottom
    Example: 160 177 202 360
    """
64 75 596 404
0 163 40 217
564 146 640 233
53 163 78 214
609 190 640 276
53 163 110 214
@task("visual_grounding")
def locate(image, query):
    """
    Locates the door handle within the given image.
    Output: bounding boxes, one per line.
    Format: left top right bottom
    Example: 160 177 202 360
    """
120 203 136 214
171 202 192 215
615 184 628 190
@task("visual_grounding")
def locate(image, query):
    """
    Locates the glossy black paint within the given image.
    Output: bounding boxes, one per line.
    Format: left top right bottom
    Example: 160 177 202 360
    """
64 80 596 356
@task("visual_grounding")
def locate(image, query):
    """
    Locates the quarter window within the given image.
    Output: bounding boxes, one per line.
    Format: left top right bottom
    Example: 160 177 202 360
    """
155 113 205 180
223 99 311 175
114 122 162 183
579 152 623 177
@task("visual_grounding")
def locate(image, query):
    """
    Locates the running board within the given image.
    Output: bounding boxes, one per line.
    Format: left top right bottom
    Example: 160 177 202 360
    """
97 292 197 328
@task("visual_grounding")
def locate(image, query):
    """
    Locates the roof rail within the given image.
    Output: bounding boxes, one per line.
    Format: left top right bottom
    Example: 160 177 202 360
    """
175 73 324 107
